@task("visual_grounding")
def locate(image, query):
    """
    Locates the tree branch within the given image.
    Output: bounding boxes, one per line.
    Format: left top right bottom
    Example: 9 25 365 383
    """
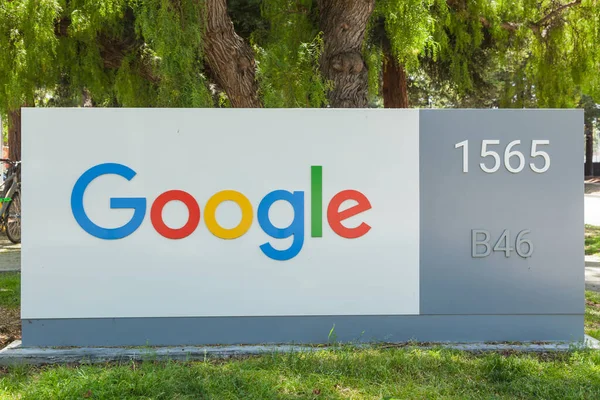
318 0 375 107
203 0 261 107
533 0 581 28
499 0 582 33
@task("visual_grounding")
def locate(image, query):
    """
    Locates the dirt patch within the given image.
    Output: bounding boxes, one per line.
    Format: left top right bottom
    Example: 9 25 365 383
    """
586 300 600 308
0 306 20 349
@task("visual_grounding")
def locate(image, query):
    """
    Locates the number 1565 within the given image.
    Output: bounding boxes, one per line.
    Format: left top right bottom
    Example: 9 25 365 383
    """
455 140 550 174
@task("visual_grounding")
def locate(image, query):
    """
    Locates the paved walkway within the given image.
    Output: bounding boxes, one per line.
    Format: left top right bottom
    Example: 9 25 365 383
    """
586 261 600 292
585 183 600 290
585 196 600 226
0 235 20 272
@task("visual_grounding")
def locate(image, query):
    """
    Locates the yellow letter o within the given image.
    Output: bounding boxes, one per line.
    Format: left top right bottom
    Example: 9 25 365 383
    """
204 190 253 239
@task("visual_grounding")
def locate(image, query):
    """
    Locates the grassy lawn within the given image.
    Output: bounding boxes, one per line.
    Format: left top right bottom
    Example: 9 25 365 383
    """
0 272 20 309
0 272 21 349
2 275 600 398
585 225 600 255
1 348 600 399
586 291 600 340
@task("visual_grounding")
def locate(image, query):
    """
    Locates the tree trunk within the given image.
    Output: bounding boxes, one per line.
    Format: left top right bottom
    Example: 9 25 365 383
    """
382 36 409 108
204 0 261 108
82 88 93 107
8 108 21 162
586 123 594 177
318 0 375 108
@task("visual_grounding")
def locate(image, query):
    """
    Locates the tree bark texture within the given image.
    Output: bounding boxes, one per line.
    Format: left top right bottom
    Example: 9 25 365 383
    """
8 108 21 161
204 0 261 108
382 37 409 108
586 123 594 176
318 0 375 108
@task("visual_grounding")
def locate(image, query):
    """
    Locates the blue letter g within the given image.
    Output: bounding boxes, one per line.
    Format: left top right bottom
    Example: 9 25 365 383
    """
71 163 146 240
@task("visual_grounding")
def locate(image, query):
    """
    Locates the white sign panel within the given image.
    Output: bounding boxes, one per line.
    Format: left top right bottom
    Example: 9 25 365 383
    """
22 109 419 319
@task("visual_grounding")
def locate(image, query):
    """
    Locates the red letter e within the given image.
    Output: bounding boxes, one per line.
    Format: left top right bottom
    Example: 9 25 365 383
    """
327 190 371 238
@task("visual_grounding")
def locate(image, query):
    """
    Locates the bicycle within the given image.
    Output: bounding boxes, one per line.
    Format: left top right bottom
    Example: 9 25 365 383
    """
0 159 21 244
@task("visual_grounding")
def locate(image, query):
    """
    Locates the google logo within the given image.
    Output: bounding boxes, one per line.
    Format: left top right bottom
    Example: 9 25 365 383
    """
71 163 372 261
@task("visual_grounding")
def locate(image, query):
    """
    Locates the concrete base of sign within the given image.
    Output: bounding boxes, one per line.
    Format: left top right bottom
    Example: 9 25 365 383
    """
21 315 584 346
1 336 599 366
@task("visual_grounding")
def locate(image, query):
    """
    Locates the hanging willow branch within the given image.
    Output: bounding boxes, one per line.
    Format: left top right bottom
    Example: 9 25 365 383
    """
500 0 582 34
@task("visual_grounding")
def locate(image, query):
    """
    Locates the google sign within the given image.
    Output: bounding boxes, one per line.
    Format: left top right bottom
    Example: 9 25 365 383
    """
71 163 372 261
22 108 581 347
24 108 419 320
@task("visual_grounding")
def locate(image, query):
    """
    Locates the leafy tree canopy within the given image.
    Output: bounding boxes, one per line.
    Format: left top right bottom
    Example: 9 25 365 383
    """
0 0 598 115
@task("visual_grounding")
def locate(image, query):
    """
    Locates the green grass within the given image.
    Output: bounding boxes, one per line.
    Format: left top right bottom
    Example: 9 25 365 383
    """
2 348 600 399
0 272 20 309
2 276 600 399
585 225 600 255
586 290 600 340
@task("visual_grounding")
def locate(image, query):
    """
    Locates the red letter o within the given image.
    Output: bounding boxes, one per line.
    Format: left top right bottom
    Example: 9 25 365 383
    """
151 190 200 239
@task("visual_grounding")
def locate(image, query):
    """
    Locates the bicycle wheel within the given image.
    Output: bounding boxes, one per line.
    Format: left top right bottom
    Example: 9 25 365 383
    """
6 191 20 244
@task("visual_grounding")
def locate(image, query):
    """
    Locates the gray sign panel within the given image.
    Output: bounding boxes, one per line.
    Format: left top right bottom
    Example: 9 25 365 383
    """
420 109 583 315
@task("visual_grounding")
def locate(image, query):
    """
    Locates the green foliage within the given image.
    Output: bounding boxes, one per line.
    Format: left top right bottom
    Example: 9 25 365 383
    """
40 0 133 106
491 0 600 108
113 56 154 107
0 0 214 112
369 0 495 101
367 0 600 109
364 44 383 104
0 0 61 111
132 0 212 107
253 0 329 108
375 0 437 72
431 0 492 93
0 0 598 112
68 0 128 35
